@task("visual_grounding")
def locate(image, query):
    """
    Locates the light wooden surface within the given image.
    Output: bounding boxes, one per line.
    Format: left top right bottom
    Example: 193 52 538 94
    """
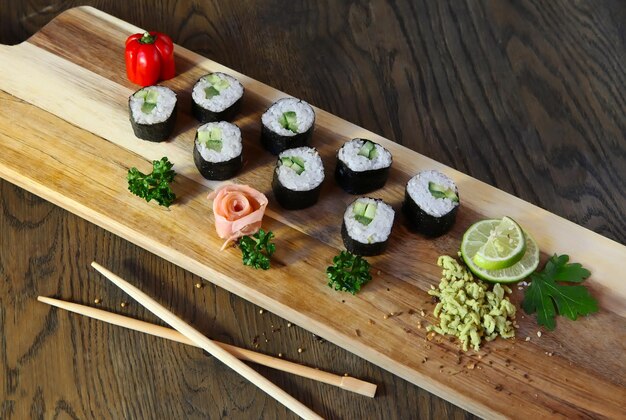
36 296 377 398
0 6 624 418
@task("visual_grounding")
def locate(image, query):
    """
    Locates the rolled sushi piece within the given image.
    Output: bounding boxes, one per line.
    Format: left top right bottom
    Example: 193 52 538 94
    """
261 98 315 155
335 138 392 194
129 86 177 142
191 72 244 123
272 146 324 210
403 170 459 237
193 122 243 180
342 197 395 256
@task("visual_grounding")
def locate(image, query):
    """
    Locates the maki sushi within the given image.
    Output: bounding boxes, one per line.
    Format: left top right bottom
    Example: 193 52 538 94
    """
342 197 395 256
403 170 459 237
193 122 243 180
272 146 324 210
191 72 244 123
261 98 315 155
129 86 177 142
335 138 392 194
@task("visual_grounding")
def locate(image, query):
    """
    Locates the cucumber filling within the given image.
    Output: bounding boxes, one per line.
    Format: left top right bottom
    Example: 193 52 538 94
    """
198 127 223 152
280 156 305 175
203 74 231 99
278 111 299 133
138 89 159 114
428 182 458 202
353 202 377 226
357 140 378 160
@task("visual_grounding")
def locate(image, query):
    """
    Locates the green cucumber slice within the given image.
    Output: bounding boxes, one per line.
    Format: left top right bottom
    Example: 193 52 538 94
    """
141 102 157 113
279 111 298 133
357 140 377 159
145 90 159 103
134 90 148 99
205 86 220 99
291 162 305 175
353 201 368 217
214 79 230 91
204 139 223 152
205 74 221 84
428 182 459 202
364 203 377 219
354 215 373 226
280 157 294 167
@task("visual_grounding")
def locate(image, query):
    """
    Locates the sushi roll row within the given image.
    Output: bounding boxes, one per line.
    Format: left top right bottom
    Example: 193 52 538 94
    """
128 72 244 143
340 170 459 256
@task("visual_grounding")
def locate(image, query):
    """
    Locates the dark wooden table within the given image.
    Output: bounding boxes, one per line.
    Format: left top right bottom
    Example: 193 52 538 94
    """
1 1 624 418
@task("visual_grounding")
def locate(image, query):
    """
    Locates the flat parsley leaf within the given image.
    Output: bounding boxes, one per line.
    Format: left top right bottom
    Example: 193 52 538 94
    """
239 229 275 270
127 157 176 207
326 251 372 295
522 254 598 330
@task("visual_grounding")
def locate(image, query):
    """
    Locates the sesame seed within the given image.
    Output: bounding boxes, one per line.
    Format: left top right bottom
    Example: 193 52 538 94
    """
94 298 101 304
536 331 542 338
195 282 202 289
297 348 303 353
287 322 292 327
259 309 264 314
120 302 127 308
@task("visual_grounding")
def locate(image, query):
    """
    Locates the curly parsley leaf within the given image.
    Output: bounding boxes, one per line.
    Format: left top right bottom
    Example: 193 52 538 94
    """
239 229 275 270
127 157 176 207
522 254 597 330
326 251 372 295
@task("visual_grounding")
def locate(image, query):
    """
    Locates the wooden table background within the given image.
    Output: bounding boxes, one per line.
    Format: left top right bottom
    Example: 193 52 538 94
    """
1 1 624 418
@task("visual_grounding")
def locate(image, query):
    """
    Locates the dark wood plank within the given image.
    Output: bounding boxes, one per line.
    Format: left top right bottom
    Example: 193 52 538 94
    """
0 0 624 418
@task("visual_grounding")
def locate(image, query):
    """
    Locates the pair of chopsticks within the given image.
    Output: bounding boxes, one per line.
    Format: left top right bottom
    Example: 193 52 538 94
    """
38 262 376 419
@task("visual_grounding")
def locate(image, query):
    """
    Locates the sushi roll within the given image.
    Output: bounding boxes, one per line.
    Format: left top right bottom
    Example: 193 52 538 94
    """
402 170 459 237
261 98 315 155
335 139 392 194
129 86 177 142
342 197 395 256
193 122 243 180
272 146 324 210
191 72 244 123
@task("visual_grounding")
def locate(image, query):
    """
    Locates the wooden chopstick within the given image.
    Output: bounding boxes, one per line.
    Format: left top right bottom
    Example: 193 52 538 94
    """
90 262 323 420
36 296 377 398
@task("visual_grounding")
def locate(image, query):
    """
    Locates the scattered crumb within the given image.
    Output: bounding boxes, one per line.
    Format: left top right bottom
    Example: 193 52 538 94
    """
259 309 264 314
344 373 349 377
383 314 388 320
195 282 202 289
417 321 423 329
120 302 127 308
287 322 292 327
426 331 436 341
278 353 283 358
536 331 542 338
525 337 531 342
297 348 304 353
420 309 426 317
466 362 476 370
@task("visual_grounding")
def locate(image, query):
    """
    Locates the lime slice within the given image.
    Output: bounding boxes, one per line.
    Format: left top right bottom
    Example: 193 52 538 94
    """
472 217 526 270
461 220 540 283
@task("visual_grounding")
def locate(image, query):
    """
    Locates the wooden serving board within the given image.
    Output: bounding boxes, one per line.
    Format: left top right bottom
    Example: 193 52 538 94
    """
0 6 624 418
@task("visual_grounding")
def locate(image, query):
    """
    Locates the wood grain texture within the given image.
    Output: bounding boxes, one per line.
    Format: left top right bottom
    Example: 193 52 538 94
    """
0 1 624 419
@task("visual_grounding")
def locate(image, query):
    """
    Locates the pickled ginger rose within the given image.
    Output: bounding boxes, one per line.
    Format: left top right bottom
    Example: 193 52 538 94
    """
208 184 268 250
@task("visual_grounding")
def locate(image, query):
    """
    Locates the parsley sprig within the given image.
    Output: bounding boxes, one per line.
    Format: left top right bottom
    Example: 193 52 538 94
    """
326 251 372 294
239 229 276 270
522 254 598 330
127 157 176 207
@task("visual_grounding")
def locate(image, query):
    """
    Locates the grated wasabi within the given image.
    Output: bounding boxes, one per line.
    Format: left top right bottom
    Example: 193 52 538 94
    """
427 255 516 351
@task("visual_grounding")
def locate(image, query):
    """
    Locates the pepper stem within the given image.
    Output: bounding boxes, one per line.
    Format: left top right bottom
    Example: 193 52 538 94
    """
139 32 156 44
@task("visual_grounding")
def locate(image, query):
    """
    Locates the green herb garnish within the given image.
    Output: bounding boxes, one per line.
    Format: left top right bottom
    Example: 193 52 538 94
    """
326 251 372 294
127 157 176 207
239 229 276 270
522 254 598 330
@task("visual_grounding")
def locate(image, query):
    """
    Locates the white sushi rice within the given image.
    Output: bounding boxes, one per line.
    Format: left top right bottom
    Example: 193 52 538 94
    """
192 72 244 112
344 197 395 244
262 98 315 136
338 138 392 171
195 122 242 162
276 147 324 191
129 86 177 124
407 170 459 217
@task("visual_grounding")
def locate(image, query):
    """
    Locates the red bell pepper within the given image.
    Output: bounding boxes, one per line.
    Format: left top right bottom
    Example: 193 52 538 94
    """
125 31 176 86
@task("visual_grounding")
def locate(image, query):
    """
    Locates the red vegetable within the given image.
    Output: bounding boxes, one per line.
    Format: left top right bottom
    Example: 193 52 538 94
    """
125 32 175 86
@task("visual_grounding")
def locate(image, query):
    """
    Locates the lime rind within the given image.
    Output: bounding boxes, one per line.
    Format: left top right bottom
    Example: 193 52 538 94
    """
460 219 539 283
472 216 527 270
